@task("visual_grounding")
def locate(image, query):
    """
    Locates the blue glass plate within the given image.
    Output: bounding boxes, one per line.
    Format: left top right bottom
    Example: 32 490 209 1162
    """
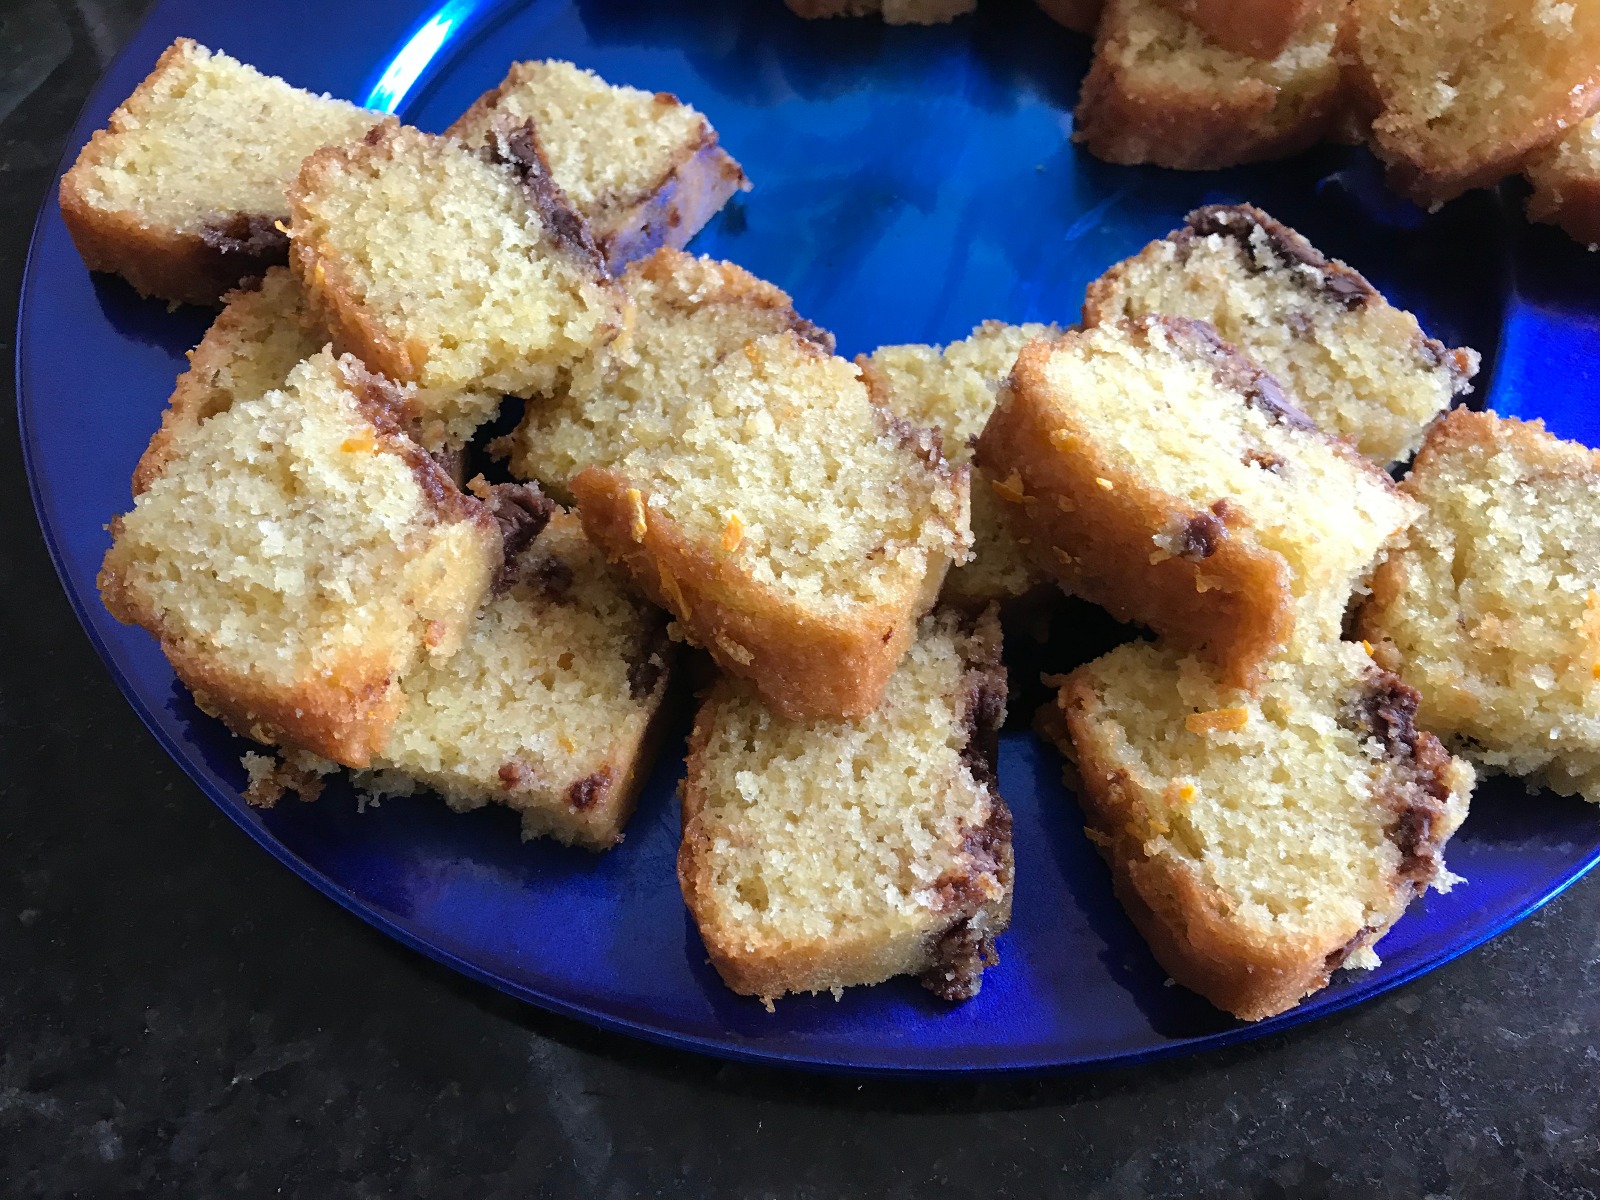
20 0 1600 1075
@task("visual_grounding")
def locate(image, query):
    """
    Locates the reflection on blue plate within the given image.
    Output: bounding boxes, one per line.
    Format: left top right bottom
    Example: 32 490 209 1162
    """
19 0 1600 1074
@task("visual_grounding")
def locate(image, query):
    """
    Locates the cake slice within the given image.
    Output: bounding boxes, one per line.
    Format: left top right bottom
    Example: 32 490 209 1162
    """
356 495 673 850
288 120 623 397
859 320 1062 608
1073 0 1350 170
505 248 832 500
784 0 976 22
1525 113 1600 248
1155 0 1323 59
59 38 382 306
446 61 748 274
975 318 1417 689
680 607 1012 1002
98 349 501 766
1356 409 1600 802
573 329 970 721
1348 0 1600 206
1049 639 1473 1021
1083 204 1479 465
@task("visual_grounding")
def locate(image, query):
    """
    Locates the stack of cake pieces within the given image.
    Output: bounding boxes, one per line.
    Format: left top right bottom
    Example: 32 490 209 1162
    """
75 40 1016 1004
72 31 1598 1023
968 203 1490 1022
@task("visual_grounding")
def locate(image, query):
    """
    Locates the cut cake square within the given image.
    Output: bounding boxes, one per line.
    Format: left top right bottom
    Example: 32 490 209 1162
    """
1356 409 1600 803
859 320 1063 609
59 38 382 306
1049 638 1473 1020
358 497 674 851
288 120 623 398
1073 0 1350 170
507 249 968 721
1083 204 1479 465
98 349 501 766
680 608 1012 1002
1348 0 1600 206
975 317 1417 690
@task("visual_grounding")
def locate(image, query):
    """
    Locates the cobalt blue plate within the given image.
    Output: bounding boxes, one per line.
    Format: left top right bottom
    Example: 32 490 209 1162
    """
19 0 1600 1075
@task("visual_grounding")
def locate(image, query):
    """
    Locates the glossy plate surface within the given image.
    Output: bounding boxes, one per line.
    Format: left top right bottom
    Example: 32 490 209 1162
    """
20 0 1600 1074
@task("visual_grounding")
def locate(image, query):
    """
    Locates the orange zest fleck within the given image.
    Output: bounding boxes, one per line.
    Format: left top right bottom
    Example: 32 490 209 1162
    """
1185 707 1250 735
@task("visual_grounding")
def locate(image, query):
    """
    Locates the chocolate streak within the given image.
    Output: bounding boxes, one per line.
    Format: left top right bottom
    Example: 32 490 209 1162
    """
1349 669 1459 884
1183 204 1376 313
1157 316 1318 433
486 119 608 278
920 631 1012 1001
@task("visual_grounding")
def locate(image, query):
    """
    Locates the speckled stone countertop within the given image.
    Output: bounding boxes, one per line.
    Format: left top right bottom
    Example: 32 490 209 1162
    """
5 3 1600 1195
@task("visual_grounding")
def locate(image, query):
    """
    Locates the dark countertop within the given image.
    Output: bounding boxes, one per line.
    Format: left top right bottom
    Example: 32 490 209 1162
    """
5 3 1599 1196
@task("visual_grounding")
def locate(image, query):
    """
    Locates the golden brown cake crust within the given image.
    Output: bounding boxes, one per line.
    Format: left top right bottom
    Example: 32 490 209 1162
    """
1073 0 1349 170
1525 120 1600 248
571 463 955 722
678 608 1013 1001
978 325 1305 690
57 38 375 307
57 181 286 308
1156 0 1322 59
1347 0 1600 206
446 69 748 274
1527 173 1600 247
1058 658 1461 1021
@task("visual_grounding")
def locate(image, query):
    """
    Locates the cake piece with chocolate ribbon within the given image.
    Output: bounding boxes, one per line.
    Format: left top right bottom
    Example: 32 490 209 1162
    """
59 38 383 306
99 349 502 766
1356 409 1600 803
680 608 1012 1003
289 120 624 399
354 490 675 851
447 60 748 273
976 317 1417 690
1047 638 1473 1021
858 320 1063 610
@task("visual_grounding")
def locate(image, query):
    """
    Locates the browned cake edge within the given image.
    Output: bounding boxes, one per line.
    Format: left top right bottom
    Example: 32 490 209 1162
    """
1082 203 1481 398
58 41 294 307
1355 406 1600 660
1526 162 1600 249
289 120 613 388
1054 659 1462 1021
570 456 958 722
1346 18 1600 207
1072 1 1350 170
446 75 750 274
469 487 678 851
678 606 1014 1002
